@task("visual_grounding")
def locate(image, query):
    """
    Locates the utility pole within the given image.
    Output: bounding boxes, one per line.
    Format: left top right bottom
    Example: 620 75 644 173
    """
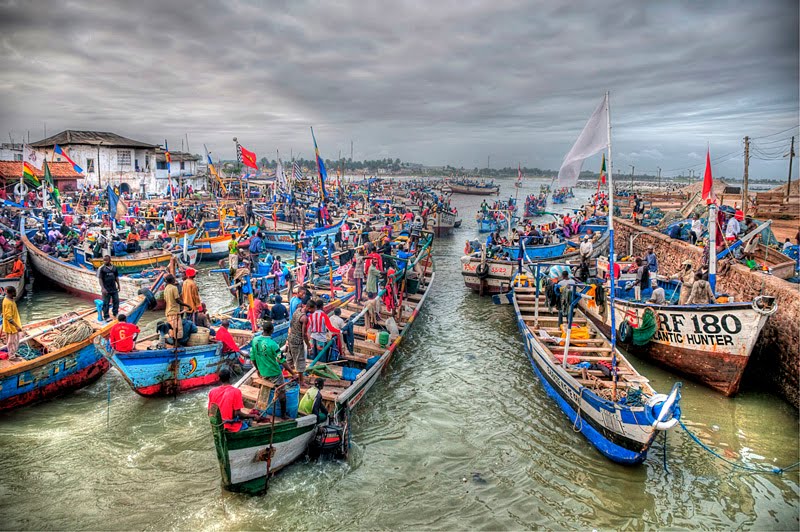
657 167 661 188
786 136 795 199
629 165 634 190
487 155 490 172
742 136 750 217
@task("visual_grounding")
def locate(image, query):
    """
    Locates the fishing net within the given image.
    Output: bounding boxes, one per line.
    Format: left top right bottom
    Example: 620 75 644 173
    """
632 308 659 346
49 320 95 350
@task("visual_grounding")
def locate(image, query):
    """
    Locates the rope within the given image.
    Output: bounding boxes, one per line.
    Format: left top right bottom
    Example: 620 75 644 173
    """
679 420 799 474
48 319 95 350
572 387 585 432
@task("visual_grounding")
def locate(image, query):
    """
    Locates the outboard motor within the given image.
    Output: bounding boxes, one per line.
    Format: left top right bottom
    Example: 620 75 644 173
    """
309 423 347 459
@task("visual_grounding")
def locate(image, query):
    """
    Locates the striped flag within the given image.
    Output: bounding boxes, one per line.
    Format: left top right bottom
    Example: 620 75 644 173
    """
22 162 40 186
53 144 83 173
292 161 303 181
310 127 328 201
43 161 61 211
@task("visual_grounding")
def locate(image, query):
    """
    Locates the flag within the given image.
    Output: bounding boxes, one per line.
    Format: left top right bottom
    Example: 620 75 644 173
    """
22 144 42 170
204 144 227 194
43 161 61 211
311 127 328 200
516 163 523 187
292 160 303 181
22 162 40 187
107 184 127 219
238 144 258 169
595 153 607 195
53 144 83 173
276 157 288 191
557 94 609 187
701 149 717 204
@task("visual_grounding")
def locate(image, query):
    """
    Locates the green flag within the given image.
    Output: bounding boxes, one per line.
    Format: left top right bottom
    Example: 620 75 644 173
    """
43 161 61 211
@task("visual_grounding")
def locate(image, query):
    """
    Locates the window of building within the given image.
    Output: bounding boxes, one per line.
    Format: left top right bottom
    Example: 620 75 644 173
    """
86 158 95 172
180 161 185 170
117 150 131 167
156 161 167 170
13 154 22 161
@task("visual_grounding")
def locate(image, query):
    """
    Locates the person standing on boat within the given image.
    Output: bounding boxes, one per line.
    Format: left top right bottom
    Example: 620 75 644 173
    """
670 260 695 305
286 300 310 386
633 257 650 301
685 272 716 305
181 268 202 322
352 249 365 301
306 298 340 363
251 321 295 418
97 255 120 321
208 368 259 432
164 274 190 344
2 286 23 361
645 246 658 273
366 259 381 299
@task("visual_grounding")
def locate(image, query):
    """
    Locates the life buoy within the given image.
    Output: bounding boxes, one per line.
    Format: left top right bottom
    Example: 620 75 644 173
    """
137 287 158 310
618 320 633 343
476 263 490 279
645 383 681 431
14 182 28 196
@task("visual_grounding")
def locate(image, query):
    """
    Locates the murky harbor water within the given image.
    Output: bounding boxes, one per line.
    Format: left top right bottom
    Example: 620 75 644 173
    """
0 178 797 530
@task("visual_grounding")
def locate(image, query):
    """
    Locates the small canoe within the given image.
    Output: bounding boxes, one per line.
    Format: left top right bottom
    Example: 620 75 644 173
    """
87 247 198 274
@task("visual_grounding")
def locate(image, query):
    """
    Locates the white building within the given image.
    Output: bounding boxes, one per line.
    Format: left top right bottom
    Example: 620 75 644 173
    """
150 149 206 194
30 130 157 194
0 143 23 161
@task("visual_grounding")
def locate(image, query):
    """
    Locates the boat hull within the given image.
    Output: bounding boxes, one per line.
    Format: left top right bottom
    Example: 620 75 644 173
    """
449 184 500 195
581 299 769 396
107 343 228 396
196 234 234 261
428 212 456 236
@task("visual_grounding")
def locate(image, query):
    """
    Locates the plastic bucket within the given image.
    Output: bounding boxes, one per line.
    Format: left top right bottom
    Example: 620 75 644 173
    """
366 331 377 343
405 277 420 294
378 330 390 347
267 382 300 418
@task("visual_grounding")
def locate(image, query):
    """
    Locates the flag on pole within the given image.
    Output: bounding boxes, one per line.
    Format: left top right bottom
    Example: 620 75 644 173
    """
43 161 61 211
701 149 717 204
595 153 607 194
22 162 40 187
311 127 328 201
164 140 174 199
557 94 609 187
204 144 226 194
292 161 303 182
516 163 523 187
107 184 127 219
22 144 42 170
53 144 83 173
276 157 288 191
238 144 258 169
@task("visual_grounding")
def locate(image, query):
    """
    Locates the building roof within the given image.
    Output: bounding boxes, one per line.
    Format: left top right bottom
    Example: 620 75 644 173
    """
155 149 201 162
0 161 83 180
30 130 157 149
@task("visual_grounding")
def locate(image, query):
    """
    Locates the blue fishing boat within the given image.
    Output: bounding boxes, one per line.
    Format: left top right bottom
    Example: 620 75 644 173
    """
509 281 682 464
504 241 569 261
0 277 160 410
259 217 347 251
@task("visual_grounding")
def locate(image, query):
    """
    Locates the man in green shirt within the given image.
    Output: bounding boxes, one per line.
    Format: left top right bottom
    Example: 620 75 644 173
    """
250 321 295 419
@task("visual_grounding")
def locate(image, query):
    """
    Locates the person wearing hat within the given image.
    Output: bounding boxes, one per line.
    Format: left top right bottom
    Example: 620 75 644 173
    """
181 267 202 322
670 259 695 305
647 278 666 305
645 246 658 273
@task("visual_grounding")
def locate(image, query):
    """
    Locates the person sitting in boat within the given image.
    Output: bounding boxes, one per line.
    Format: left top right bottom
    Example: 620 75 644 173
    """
298 378 329 422
213 319 240 355
33 228 47 246
208 368 260 432
647 278 666 305
55 239 71 259
109 313 140 353
126 230 141 253
685 272 716 305
8 256 24 278
724 211 741 242
195 303 212 329
270 295 289 324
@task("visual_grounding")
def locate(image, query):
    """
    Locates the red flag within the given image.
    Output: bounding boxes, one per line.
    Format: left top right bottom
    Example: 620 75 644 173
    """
239 145 258 169
701 149 716 204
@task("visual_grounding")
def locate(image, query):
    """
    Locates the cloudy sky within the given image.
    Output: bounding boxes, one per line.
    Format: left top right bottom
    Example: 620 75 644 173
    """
1 0 797 179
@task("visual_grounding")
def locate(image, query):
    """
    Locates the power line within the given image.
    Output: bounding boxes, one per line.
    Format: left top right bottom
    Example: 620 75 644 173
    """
750 125 799 140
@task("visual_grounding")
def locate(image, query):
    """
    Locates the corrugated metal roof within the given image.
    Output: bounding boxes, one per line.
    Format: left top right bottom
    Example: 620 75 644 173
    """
30 130 156 149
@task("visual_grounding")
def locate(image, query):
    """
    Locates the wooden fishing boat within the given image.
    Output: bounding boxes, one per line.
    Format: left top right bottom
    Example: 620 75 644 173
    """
86 247 198 274
195 232 235 261
508 285 682 464
427 210 457 237
260 217 347 251
209 237 435 494
449 182 500 195
22 225 158 301
0 277 160 410
0 248 27 299
461 230 610 295
578 277 777 396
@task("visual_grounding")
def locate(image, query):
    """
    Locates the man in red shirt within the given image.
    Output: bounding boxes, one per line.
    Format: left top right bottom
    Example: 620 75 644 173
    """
109 314 140 353
208 368 258 432
214 319 240 355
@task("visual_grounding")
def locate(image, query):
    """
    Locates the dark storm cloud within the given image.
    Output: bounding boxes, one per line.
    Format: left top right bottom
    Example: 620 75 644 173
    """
0 0 797 178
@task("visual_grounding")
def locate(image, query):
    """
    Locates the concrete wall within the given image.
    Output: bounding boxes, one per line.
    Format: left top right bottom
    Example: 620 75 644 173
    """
42 145 157 192
614 217 800 408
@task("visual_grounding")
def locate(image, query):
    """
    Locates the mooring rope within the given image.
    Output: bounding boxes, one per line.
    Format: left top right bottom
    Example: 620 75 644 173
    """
678 420 799 474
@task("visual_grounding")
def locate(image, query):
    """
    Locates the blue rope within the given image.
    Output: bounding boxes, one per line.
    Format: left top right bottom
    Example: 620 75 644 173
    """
679 420 799 474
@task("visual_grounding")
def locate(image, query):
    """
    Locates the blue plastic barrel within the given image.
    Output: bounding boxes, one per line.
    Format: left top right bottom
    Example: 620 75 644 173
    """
267 382 300 418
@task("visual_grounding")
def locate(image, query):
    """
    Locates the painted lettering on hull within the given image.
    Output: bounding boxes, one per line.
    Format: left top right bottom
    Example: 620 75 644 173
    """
17 356 79 388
